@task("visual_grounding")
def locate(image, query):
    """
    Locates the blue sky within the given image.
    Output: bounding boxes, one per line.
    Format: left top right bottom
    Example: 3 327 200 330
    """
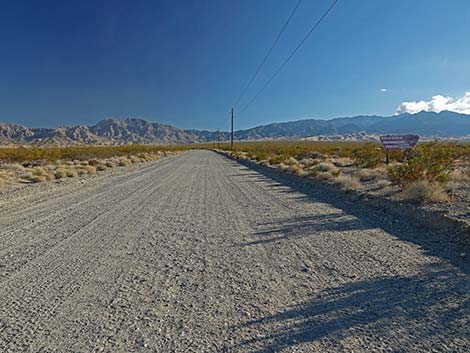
1 0 470 130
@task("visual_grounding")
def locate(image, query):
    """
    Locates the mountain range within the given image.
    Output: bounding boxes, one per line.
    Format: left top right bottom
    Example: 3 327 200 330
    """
1 111 470 145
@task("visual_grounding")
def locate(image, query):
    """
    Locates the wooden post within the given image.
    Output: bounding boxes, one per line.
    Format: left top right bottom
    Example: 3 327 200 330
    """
230 108 234 151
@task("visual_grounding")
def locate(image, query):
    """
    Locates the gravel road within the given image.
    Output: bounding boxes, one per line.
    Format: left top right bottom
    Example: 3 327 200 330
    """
0 150 468 352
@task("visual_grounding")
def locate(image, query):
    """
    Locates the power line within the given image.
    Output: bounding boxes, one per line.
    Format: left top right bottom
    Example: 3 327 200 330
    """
239 0 339 114
233 0 303 108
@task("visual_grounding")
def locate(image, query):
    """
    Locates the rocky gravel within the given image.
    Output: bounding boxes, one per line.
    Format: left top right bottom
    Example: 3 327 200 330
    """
0 150 468 352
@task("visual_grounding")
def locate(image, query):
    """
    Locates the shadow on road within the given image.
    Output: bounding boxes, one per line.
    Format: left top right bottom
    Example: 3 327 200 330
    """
231 262 469 352
229 160 470 275
243 213 368 246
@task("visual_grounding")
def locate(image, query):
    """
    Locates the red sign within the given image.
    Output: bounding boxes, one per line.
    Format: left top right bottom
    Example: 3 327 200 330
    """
380 134 419 150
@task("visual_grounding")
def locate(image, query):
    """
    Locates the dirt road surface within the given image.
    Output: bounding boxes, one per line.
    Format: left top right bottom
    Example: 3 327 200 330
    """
0 150 468 352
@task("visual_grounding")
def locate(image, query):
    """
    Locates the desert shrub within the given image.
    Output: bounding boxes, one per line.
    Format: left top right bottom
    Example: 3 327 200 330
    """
375 179 391 189
276 163 288 172
388 145 455 187
118 159 131 167
96 164 107 171
129 156 139 164
85 166 96 174
404 180 448 203
332 157 354 167
356 168 380 181
266 155 281 165
0 145 188 164
316 172 335 182
286 157 298 166
55 168 67 179
259 160 270 166
297 169 314 177
44 172 55 181
8 164 25 172
31 175 48 183
353 144 384 168
19 171 33 180
32 167 46 176
65 168 78 177
312 162 339 176
335 175 361 191
287 164 302 174
299 158 314 167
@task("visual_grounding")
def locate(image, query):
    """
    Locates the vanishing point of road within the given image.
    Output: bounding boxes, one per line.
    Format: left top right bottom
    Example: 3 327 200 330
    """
0 150 468 352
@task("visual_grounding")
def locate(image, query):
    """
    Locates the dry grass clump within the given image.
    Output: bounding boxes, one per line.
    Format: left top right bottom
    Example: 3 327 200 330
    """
76 167 88 175
84 165 96 174
312 162 339 175
278 163 290 172
65 168 78 178
404 180 449 203
29 166 55 182
297 169 314 178
0 172 10 186
129 156 137 164
299 158 316 168
8 164 25 172
54 168 67 179
96 164 107 171
32 166 46 176
105 160 116 168
44 164 56 172
356 168 380 182
287 164 302 174
19 171 33 180
0 145 186 164
335 175 361 191
259 160 270 166
118 159 131 167
316 172 335 182
332 157 354 167
30 175 48 183
286 157 299 166
375 179 391 189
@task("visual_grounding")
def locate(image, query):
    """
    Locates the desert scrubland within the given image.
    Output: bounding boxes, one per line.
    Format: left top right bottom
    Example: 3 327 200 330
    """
0 150 468 352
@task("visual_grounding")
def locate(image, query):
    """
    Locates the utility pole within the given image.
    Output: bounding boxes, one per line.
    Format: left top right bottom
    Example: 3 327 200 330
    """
230 107 234 151
217 128 220 148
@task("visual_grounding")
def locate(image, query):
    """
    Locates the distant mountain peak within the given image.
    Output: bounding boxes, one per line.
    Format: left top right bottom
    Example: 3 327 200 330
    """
1 110 470 145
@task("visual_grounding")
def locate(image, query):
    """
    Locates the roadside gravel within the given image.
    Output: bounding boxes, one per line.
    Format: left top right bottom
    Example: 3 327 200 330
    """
0 150 468 352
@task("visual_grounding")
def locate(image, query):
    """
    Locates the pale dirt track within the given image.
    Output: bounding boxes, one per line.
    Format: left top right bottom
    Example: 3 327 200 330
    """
0 150 468 352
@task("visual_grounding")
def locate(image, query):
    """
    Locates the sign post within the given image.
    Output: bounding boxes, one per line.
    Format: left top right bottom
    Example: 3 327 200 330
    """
379 134 419 164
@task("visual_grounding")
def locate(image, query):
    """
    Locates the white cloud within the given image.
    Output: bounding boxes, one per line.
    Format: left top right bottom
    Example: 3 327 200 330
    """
380 88 387 92
396 92 470 115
